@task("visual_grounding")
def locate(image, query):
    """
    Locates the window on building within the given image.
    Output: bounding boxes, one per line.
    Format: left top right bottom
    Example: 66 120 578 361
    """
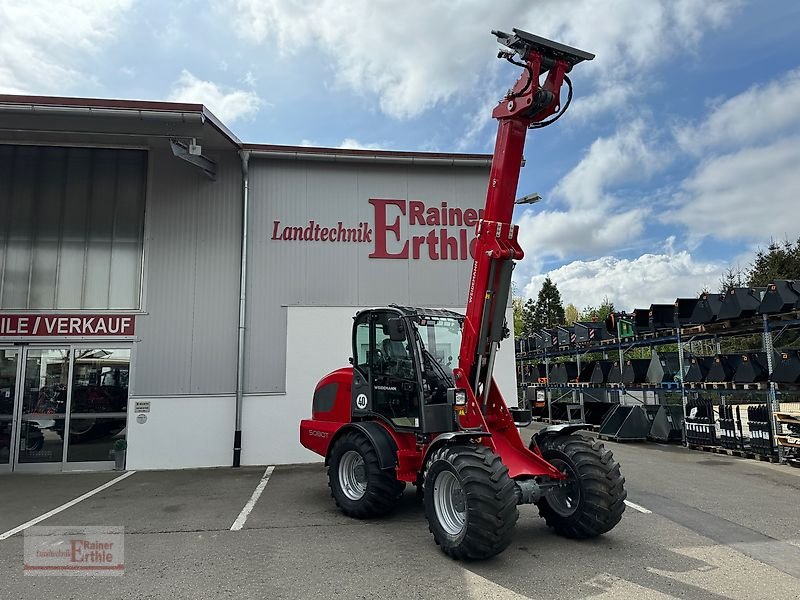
0 144 147 309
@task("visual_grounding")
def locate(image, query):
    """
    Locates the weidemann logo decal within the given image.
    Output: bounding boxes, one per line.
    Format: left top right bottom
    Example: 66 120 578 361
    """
270 199 484 260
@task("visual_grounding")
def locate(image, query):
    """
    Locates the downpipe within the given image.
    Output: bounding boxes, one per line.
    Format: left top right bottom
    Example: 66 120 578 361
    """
233 150 251 467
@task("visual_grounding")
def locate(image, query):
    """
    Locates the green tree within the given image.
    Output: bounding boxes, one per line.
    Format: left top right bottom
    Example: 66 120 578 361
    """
564 303 580 325
747 238 800 286
522 297 537 335
581 297 616 323
531 277 566 330
512 296 525 337
718 266 745 293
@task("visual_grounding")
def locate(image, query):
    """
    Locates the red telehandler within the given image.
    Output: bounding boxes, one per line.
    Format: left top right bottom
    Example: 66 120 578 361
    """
300 29 626 560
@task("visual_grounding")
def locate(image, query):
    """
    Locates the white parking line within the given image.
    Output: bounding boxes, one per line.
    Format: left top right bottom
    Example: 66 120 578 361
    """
624 500 653 514
0 470 136 541
231 466 275 531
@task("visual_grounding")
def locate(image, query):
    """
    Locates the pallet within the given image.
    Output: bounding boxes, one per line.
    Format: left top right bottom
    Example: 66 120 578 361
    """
732 382 768 390
703 382 733 389
687 443 781 462
777 435 800 449
599 338 618 346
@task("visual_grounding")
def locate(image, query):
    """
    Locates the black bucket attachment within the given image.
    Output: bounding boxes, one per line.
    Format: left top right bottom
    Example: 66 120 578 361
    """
691 293 725 324
574 321 609 344
685 356 713 383
648 405 685 442
732 352 769 383
685 396 717 446
718 403 742 450
536 329 557 350
577 361 596 383
598 405 653 441
646 350 683 384
590 360 614 384
706 354 742 382
772 350 800 383
549 361 578 384
649 304 675 331
556 326 576 347
759 280 800 314
621 358 650 385
633 309 650 332
607 360 623 383
674 298 700 327
718 287 766 320
526 335 537 355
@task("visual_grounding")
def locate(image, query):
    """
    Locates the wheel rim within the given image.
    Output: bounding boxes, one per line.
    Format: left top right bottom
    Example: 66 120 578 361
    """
433 470 467 536
339 450 367 500
546 458 581 517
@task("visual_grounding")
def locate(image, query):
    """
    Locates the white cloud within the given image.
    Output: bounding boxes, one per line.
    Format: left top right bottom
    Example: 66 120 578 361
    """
664 136 800 241
168 70 264 123
337 138 384 150
522 249 722 311
674 67 800 153
225 0 739 119
515 120 661 262
0 0 133 94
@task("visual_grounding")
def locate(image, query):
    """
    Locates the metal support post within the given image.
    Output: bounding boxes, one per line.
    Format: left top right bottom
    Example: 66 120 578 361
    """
762 314 784 462
677 327 688 445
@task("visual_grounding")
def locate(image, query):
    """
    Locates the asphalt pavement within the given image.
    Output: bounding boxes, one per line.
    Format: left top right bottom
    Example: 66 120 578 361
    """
1 427 799 599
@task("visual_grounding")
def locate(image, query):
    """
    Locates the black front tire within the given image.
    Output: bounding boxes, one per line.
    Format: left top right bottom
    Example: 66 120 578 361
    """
534 434 626 538
327 431 404 518
423 444 519 560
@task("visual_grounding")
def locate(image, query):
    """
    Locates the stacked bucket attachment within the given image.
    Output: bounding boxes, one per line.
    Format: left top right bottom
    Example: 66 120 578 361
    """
648 405 685 442
574 321 609 344
759 280 800 314
772 350 800 383
633 309 650 332
577 361 595 383
646 350 683 384
684 356 713 384
718 404 744 450
549 361 578 384
621 358 650 385
598 405 654 441
718 287 766 320
649 304 675 332
674 298 700 326
706 354 741 384
691 293 725 323
590 360 614 384
556 326 576 347
607 360 623 384
732 352 769 384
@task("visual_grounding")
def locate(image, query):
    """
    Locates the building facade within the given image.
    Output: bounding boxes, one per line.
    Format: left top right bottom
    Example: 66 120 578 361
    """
0 96 517 473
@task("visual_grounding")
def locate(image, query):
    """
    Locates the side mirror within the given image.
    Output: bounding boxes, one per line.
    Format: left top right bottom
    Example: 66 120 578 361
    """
386 318 406 342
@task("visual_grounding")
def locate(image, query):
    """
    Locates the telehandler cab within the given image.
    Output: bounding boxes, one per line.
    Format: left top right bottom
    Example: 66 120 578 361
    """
300 29 626 560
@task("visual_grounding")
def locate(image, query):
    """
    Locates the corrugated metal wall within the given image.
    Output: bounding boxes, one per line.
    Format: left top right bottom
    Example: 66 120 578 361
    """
131 145 241 396
244 159 489 393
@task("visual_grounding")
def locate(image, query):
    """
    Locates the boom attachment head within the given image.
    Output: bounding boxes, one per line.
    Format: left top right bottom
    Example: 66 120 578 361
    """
491 28 594 126
493 29 594 71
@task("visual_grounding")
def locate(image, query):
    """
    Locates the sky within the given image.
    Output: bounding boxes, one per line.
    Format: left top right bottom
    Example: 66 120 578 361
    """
2 0 799 313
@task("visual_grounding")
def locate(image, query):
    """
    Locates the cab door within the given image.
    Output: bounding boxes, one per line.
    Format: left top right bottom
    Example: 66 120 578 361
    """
351 311 422 429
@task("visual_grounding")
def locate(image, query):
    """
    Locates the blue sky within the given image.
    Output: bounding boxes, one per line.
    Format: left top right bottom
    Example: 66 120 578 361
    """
2 0 799 312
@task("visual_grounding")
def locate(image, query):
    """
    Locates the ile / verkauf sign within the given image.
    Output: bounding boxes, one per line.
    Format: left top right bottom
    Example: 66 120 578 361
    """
270 198 485 260
0 314 135 337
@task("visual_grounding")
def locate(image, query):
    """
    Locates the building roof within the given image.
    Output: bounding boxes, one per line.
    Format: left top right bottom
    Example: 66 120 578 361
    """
0 95 493 166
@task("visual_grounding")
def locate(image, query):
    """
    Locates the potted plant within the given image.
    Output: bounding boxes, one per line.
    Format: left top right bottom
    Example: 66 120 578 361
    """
113 439 127 471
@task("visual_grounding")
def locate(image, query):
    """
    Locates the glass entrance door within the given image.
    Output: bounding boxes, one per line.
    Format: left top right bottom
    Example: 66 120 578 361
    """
0 349 20 472
15 348 71 470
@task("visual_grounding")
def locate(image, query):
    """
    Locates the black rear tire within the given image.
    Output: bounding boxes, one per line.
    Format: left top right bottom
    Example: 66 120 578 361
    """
327 431 404 518
534 434 626 538
423 444 518 560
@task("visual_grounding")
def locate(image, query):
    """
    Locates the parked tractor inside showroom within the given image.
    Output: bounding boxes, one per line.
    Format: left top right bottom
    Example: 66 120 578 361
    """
300 29 626 560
